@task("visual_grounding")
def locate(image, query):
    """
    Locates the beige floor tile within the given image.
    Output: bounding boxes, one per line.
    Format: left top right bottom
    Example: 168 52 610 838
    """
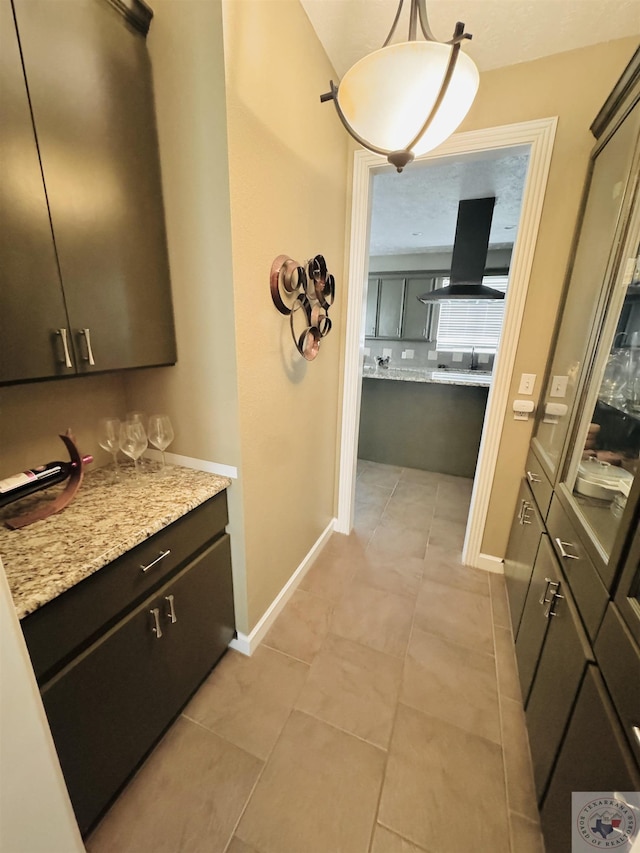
263 589 333 664
368 518 429 560
236 710 385 853
399 467 442 487
357 463 403 490
501 696 539 823
86 717 262 853
433 493 470 524
382 497 435 531
490 572 512 629
226 838 263 853
389 480 438 506
379 704 510 853
355 481 391 512
299 543 364 603
295 632 403 747
495 624 523 702
436 475 473 499
509 812 545 853
414 578 494 655
423 544 489 597
356 459 373 477
427 516 467 550
330 578 415 657
401 626 501 744
355 551 424 599
371 824 431 853
182 646 309 760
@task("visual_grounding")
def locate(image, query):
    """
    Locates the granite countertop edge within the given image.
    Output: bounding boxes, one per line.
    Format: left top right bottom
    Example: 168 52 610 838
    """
362 367 492 388
0 465 231 621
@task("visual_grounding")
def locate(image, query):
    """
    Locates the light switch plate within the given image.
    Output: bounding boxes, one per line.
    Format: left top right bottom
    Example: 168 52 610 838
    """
452 352 463 362
518 373 536 395
427 350 438 361
550 375 568 398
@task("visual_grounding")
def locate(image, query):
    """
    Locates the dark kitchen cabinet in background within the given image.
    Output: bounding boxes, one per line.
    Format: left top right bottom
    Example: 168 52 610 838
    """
1 0 176 384
0 0 71 383
366 272 434 341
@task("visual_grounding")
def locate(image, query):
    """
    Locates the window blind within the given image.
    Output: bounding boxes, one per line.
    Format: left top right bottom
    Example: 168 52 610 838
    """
436 276 508 353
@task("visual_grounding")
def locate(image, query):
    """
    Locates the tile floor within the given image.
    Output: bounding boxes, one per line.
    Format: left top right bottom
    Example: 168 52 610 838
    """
86 461 545 853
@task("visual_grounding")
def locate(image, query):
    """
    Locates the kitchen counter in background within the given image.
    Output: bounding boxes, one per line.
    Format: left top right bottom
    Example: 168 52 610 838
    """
0 465 231 620
363 364 493 387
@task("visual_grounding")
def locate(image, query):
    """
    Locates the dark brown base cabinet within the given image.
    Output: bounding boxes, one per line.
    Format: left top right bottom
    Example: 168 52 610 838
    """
20 493 235 835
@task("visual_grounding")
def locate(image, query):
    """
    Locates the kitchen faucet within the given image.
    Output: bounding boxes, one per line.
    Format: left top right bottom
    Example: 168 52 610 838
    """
470 347 479 371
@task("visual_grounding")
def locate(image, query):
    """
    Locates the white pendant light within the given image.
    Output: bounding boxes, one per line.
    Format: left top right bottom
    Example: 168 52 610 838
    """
321 0 479 172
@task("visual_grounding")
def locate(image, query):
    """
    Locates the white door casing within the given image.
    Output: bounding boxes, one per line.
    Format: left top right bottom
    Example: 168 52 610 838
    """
336 117 558 571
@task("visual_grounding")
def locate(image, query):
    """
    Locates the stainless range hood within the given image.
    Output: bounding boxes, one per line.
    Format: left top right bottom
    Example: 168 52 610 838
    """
418 196 504 302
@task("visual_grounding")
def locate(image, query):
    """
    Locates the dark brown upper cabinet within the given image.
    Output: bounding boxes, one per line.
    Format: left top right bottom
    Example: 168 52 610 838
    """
1 0 176 384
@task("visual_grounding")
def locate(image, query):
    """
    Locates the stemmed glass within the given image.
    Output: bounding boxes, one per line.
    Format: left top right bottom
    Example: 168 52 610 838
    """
98 417 121 482
148 415 174 472
119 420 148 479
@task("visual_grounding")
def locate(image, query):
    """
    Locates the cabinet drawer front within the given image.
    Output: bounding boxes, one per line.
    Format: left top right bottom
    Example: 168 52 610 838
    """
595 604 640 770
504 479 545 637
547 496 608 641
22 492 228 681
524 448 553 518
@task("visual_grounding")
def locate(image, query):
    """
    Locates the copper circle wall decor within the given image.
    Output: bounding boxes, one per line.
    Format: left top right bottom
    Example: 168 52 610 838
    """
270 254 335 361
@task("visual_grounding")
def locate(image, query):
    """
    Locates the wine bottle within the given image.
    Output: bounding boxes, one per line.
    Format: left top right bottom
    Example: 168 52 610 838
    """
0 455 93 508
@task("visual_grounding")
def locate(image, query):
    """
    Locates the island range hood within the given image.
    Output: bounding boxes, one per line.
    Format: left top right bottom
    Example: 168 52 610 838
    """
418 196 504 302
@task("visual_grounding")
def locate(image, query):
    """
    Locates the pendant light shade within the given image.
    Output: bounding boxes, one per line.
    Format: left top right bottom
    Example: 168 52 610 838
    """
322 0 479 171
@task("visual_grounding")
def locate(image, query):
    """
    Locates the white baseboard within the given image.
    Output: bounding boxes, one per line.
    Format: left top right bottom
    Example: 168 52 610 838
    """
229 518 336 656
473 553 505 574
146 449 238 479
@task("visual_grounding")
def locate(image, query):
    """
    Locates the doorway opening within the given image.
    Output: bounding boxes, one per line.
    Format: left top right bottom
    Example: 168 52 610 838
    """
336 118 557 570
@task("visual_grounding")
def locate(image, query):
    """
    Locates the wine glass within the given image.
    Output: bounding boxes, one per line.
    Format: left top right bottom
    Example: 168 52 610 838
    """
119 420 148 478
98 417 121 481
148 415 174 473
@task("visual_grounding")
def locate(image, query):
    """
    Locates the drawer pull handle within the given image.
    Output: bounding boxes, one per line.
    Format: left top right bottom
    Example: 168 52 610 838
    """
545 591 564 618
539 577 560 606
79 328 96 365
517 499 528 524
150 607 163 639
527 470 542 484
555 538 579 560
56 328 73 368
141 549 171 573
165 594 177 624
633 726 640 748
522 505 534 525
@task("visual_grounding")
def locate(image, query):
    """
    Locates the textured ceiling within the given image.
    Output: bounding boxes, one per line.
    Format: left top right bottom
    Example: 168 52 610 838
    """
301 0 640 78
369 147 529 255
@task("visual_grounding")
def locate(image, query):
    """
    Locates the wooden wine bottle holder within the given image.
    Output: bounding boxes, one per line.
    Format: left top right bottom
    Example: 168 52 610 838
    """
5 431 87 530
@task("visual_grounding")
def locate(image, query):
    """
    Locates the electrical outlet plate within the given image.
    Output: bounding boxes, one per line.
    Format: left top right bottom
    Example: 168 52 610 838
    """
404 349 414 359
452 352 463 362
382 348 392 358
427 350 438 361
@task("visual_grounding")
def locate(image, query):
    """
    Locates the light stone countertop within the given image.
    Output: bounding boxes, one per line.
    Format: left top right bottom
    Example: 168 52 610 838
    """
0 464 231 620
363 364 492 387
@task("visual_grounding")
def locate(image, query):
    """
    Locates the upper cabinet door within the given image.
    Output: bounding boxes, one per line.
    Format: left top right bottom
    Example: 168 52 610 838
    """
403 277 434 341
532 99 640 480
12 0 176 374
0 0 73 383
376 276 405 338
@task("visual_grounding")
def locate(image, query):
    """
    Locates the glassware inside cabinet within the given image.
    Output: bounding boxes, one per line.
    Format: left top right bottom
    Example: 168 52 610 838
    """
532 99 640 479
562 230 640 564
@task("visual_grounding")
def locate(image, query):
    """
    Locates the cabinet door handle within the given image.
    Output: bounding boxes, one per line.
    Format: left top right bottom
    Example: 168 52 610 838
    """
140 549 171 573
555 538 579 560
79 328 96 365
165 594 177 624
526 470 542 484
522 505 534 525
517 499 528 524
632 726 640 748
545 590 564 618
539 577 560 606
56 328 73 368
150 607 163 639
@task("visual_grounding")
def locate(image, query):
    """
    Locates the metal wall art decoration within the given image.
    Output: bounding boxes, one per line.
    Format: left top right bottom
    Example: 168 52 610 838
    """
270 254 335 361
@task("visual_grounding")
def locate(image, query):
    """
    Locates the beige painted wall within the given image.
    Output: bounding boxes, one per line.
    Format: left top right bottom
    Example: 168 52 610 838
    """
460 38 639 556
222 0 349 628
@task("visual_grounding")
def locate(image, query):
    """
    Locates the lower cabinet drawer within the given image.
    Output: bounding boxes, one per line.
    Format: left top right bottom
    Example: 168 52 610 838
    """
547 496 608 641
540 665 640 853
595 603 640 770
524 447 553 519
41 534 234 835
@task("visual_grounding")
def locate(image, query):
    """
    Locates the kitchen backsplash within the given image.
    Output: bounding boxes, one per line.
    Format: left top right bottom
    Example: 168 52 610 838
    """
363 338 495 371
